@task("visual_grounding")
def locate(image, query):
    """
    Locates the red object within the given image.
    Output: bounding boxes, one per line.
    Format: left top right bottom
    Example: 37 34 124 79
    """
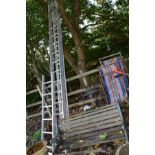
114 66 124 75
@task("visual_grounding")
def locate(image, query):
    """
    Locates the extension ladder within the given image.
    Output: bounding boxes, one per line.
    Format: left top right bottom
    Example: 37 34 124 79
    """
41 0 69 153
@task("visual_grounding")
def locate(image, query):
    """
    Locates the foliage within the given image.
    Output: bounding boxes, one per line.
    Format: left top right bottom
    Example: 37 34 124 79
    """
99 132 108 141
26 0 129 92
89 151 96 155
31 130 41 142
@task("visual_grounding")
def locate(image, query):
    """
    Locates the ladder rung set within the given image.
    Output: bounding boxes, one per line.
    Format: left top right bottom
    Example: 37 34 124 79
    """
41 0 69 153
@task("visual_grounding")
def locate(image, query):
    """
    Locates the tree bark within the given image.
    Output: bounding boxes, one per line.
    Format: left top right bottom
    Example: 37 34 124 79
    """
56 0 90 88
63 44 90 88
72 0 80 31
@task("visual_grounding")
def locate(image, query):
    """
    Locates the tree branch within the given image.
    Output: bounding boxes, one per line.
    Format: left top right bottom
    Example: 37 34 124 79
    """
72 0 80 31
56 0 82 47
27 48 42 85
82 23 99 30
56 0 86 70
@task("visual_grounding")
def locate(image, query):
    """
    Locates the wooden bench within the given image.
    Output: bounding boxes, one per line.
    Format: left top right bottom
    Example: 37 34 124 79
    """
58 103 128 152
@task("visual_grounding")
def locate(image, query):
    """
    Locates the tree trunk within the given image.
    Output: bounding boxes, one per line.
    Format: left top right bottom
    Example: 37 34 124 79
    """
56 0 90 88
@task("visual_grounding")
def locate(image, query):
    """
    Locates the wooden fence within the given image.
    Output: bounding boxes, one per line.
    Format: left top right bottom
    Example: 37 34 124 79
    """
26 68 103 119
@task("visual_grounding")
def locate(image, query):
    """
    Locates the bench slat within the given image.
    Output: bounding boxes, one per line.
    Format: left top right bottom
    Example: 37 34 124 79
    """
64 125 124 142
62 134 125 150
62 108 118 127
65 104 117 121
63 121 122 138
63 116 121 135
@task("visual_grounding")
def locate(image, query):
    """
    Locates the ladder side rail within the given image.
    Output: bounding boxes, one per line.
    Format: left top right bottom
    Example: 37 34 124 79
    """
36 85 52 118
48 1 57 140
57 18 64 119
62 54 69 118
48 2 58 153
50 3 69 120
41 75 45 141
52 9 63 120
56 9 69 119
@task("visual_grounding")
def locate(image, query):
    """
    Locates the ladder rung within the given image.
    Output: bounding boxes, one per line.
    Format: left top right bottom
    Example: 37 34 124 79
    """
44 81 51 85
51 25 57 30
44 105 52 108
43 92 52 96
43 102 60 107
52 11 57 16
51 24 60 34
55 112 62 116
52 40 58 44
45 101 61 106
53 46 59 50
43 131 53 135
53 70 60 73
43 118 52 121
47 80 60 85
52 51 59 55
52 33 59 38
55 90 62 93
51 13 57 18
52 44 59 49
54 43 59 47
53 41 59 47
53 80 61 83
52 54 59 57
49 3 56 9
54 101 62 104
51 17 58 23
52 60 59 64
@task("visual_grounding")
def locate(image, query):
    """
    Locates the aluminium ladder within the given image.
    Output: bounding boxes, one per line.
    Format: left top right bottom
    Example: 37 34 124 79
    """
41 0 69 153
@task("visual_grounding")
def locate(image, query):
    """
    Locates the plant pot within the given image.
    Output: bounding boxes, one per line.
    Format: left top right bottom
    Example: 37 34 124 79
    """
27 141 48 155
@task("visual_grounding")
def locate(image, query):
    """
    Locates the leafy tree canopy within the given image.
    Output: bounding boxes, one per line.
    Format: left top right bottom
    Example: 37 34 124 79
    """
26 0 128 91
